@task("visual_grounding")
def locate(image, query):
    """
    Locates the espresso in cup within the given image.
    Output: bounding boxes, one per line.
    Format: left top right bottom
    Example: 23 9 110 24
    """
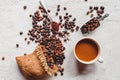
74 38 101 64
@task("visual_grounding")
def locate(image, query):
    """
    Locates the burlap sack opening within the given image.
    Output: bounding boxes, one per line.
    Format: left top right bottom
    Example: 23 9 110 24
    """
16 45 58 80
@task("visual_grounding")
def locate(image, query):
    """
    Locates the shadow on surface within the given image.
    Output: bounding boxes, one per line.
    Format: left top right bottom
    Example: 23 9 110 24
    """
25 73 50 80
76 60 96 75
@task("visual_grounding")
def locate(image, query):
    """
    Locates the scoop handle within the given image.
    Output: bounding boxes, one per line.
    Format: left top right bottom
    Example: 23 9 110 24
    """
39 0 53 22
39 0 48 13
98 13 109 21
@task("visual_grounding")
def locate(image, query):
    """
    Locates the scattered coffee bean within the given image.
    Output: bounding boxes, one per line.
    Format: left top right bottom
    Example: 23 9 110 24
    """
16 44 19 48
59 15 62 20
90 14 94 18
56 12 58 16
27 41 30 45
57 5 60 8
66 13 68 15
54 73 57 76
89 6 93 10
23 6 27 10
57 8 60 12
47 9 51 13
2 57 5 61
61 72 63 76
100 6 105 10
29 14 32 17
73 18 76 21
20 32 23 35
63 7 67 10
86 11 90 15
24 38 27 41
24 53 27 55
94 6 98 10
76 26 79 31
69 15 72 18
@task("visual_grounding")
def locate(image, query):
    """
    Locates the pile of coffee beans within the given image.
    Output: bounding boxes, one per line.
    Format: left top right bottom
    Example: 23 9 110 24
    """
86 6 105 18
21 4 80 76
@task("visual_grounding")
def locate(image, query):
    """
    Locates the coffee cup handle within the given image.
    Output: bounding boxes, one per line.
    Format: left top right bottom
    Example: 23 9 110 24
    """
97 57 103 63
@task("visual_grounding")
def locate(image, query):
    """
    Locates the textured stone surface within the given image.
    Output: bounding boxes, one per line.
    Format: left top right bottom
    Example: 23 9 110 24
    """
0 0 120 80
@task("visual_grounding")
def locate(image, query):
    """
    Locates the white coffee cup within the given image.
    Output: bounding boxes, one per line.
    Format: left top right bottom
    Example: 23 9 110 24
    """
74 38 103 64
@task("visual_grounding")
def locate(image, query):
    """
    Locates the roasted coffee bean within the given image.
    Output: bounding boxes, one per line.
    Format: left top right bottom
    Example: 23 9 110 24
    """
86 11 90 15
60 72 63 76
94 6 98 10
69 15 72 18
63 7 67 10
71 28 74 32
59 15 62 20
24 38 27 41
57 5 60 8
81 26 88 34
20 32 23 35
100 6 105 10
16 44 19 48
76 26 79 31
90 9 94 13
23 6 27 10
56 12 58 16
54 73 57 76
89 6 93 10
27 41 30 45
29 14 32 17
2 57 5 61
47 9 51 13
90 14 94 18
73 18 76 22
60 19 63 22
64 39 67 42
57 8 60 11
66 13 68 15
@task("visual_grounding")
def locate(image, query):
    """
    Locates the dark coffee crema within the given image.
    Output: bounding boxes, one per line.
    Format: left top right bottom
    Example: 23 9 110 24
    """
75 39 99 62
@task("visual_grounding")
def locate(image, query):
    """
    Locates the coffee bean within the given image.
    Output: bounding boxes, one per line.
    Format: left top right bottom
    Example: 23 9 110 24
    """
63 7 67 10
66 13 68 15
56 12 58 16
100 6 105 10
57 8 60 12
69 15 72 18
2 57 5 61
24 38 27 41
90 14 94 18
20 32 23 35
47 9 51 13
57 5 60 8
23 6 27 10
27 41 30 45
89 6 93 10
16 44 19 48
86 11 90 15
94 6 98 10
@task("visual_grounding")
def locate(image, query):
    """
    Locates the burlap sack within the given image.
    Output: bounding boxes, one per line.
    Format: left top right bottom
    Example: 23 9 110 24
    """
16 45 58 80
